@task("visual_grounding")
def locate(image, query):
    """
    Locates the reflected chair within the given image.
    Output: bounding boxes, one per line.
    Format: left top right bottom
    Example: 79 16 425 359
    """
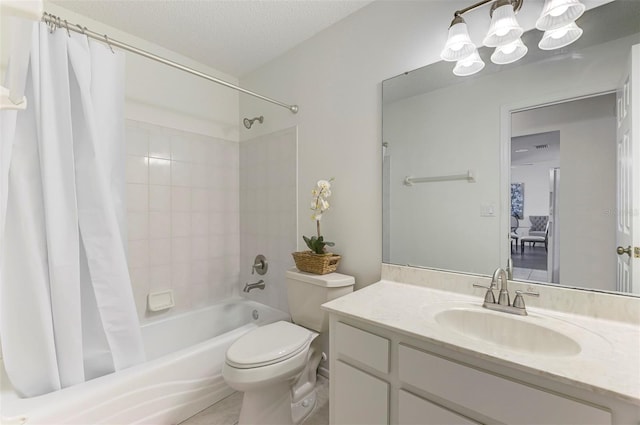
528 215 549 238
510 215 520 253
520 221 549 252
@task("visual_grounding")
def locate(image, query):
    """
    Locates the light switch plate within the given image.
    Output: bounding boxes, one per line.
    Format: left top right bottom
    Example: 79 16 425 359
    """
480 203 496 217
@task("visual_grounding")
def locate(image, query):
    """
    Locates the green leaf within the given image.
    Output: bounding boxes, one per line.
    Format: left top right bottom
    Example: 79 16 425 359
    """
303 235 313 250
302 235 336 254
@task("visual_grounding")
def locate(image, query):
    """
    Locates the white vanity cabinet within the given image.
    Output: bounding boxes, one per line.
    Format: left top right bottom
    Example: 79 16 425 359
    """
329 315 638 425
331 322 390 424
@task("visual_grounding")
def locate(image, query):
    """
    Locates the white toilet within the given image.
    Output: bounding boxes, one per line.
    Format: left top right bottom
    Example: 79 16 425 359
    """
223 269 355 425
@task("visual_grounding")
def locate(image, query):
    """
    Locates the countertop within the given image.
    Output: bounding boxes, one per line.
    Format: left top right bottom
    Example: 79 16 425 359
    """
322 279 640 405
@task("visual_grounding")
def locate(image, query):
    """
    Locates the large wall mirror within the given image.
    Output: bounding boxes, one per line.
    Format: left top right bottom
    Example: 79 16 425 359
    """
382 0 639 296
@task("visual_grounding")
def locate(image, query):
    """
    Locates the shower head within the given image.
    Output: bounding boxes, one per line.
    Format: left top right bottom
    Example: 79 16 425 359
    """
243 115 264 129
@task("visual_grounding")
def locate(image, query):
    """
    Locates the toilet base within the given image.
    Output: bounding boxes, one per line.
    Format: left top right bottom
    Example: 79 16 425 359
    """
238 382 293 425
291 389 317 424
235 385 318 425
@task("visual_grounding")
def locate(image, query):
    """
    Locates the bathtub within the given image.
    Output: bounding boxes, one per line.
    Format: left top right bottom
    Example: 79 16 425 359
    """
1 298 289 425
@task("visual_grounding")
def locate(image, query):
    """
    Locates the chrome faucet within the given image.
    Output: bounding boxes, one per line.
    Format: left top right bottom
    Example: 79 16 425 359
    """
243 279 265 293
493 267 510 306
473 267 539 316
506 257 513 280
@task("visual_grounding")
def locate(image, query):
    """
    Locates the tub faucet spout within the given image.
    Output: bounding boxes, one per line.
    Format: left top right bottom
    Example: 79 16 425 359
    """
243 280 265 293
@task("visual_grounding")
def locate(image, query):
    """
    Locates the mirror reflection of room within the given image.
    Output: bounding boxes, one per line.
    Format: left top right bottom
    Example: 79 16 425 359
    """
381 0 639 295
510 93 616 290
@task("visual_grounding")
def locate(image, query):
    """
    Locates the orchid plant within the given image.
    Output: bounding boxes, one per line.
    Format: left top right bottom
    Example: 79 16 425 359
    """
303 178 335 254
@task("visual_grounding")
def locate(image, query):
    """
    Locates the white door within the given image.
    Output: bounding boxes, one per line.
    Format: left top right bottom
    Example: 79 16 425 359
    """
615 44 640 294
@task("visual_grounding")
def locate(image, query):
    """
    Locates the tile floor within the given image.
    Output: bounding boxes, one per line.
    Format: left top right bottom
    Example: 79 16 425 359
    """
513 267 548 282
180 375 329 425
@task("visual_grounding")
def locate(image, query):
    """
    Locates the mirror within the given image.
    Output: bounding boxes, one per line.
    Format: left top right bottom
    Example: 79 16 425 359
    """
382 0 640 295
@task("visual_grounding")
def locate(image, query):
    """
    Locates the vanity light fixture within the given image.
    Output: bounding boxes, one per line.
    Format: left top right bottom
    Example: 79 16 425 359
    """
441 0 585 76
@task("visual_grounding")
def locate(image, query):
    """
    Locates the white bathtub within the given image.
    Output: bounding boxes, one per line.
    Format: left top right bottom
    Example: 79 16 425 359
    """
1 298 289 425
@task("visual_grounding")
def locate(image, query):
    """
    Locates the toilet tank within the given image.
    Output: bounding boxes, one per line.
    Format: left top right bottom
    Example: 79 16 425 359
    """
286 268 355 332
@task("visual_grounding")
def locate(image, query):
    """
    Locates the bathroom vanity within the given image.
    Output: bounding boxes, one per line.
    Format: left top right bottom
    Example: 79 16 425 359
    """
322 265 640 424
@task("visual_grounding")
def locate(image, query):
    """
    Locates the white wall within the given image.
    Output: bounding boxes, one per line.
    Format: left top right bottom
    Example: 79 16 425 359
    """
1 2 239 139
238 1 456 288
239 127 297 314
238 0 616 287
511 161 560 225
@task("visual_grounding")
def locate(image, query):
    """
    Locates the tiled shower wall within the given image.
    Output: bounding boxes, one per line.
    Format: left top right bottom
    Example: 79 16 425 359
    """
125 120 240 320
239 127 297 314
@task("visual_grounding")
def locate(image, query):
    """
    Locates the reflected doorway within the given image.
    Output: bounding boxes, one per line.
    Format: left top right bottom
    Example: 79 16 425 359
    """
509 93 617 289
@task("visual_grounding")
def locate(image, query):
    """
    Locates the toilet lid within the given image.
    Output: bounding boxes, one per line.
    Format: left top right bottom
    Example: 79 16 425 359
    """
226 321 315 369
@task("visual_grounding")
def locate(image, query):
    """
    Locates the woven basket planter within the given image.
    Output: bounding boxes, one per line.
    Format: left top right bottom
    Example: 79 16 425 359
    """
292 251 341 275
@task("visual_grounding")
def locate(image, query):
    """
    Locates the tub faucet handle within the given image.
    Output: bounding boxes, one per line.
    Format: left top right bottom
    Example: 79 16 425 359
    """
251 254 268 275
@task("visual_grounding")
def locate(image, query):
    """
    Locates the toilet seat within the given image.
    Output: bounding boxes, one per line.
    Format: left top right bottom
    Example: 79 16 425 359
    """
226 321 315 369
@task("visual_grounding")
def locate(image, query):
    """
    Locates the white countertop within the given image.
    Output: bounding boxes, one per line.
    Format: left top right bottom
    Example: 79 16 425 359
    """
322 279 640 406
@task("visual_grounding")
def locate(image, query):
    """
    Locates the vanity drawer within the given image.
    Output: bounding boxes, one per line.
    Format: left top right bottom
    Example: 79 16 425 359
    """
399 389 479 425
398 344 612 425
335 321 390 373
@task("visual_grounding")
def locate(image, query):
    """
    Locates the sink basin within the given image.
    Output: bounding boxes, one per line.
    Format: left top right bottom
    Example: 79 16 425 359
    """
434 308 581 356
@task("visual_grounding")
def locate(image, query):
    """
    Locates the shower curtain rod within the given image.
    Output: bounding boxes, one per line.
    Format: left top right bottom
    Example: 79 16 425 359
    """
41 12 299 114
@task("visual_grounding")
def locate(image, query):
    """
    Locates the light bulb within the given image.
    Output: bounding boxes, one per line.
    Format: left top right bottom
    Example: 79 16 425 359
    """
441 19 476 61
460 57 474 66
551 27 569 39
539 21 583 50
453 50 485 76
501 42 518 54
491 38 527 64
536 0 585 31
550 5 569 17
450 42 464 51
483 4 523 47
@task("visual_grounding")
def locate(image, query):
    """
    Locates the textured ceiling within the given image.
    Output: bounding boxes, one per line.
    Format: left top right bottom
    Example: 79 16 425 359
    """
50 0 372 77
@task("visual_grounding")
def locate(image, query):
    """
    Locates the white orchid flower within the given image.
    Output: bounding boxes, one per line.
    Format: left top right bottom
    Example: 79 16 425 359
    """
317 180 331 190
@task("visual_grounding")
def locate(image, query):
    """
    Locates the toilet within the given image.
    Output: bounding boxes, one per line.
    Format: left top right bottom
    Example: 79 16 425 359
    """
222 269 355 425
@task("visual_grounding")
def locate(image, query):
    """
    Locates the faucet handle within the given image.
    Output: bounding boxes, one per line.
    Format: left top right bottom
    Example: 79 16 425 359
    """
473 283 496 304
251 254 268 275
513 290 540 309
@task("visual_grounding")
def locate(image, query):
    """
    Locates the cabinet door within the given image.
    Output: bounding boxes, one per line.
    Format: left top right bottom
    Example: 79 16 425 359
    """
334 360 389 424
399 390 479 425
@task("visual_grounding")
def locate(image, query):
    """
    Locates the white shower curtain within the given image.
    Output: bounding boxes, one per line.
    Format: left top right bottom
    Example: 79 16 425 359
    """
0 22 145 397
